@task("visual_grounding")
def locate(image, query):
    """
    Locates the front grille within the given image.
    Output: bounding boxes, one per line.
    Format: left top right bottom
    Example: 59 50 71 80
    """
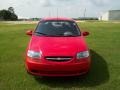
45 56 72 62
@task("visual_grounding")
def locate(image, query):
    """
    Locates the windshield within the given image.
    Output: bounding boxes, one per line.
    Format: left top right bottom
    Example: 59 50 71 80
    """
34 20 80 37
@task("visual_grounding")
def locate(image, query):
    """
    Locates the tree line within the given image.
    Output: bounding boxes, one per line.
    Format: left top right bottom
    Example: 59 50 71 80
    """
0 7 18 21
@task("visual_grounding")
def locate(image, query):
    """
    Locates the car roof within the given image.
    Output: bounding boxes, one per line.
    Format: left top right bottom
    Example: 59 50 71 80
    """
40 17 74 22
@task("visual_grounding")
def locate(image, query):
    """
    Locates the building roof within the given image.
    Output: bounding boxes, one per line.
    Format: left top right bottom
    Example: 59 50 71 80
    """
109 10 120 12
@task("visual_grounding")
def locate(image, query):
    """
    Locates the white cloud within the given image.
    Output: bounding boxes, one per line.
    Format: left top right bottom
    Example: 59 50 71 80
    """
91 0 108 5
39 0 52 7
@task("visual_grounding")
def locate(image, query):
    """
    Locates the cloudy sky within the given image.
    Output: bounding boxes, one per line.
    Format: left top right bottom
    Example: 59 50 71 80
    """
0 0 120 18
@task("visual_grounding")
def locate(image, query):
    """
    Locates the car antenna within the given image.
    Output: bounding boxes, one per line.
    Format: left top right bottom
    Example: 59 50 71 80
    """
57 8 58 20
49 9 51 17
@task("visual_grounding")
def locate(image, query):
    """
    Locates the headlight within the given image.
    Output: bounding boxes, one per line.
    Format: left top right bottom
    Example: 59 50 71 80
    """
27 50 41 58
77 51 89 59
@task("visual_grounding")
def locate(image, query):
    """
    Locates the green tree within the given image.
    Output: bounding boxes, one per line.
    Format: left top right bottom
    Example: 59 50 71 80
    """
0 10 11 20
8 7 14 14
0 7 18 21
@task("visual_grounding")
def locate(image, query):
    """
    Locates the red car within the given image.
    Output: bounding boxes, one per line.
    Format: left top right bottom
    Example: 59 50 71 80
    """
25 17 91 77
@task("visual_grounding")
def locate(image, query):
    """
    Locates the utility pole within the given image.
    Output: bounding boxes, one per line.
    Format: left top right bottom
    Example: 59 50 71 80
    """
83 8 86 18
57 8 58 18
49 9 51 17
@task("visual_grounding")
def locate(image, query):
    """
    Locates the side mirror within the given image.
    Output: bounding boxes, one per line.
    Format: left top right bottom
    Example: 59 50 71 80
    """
82 31 89 36
26 30 33 36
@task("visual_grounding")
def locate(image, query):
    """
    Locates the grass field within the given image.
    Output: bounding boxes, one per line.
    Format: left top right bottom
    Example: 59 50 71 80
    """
0 21 120 90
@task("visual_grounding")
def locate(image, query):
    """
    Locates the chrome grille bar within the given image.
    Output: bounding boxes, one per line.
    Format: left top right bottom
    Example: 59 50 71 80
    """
46 57 71 61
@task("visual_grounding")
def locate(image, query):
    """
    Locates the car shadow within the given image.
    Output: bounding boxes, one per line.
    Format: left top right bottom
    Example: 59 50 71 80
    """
34 50 109 88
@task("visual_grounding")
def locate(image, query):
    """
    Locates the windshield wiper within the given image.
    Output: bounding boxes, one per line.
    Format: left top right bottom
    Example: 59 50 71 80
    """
63 35 78 37
35 32 62 37
34 32 78 37
34 32 49 36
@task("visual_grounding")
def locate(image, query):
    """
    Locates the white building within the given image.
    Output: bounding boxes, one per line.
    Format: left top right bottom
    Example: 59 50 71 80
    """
99 10 120 21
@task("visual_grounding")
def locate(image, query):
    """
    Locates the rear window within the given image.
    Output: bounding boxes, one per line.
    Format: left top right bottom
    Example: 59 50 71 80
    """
35 20 80 37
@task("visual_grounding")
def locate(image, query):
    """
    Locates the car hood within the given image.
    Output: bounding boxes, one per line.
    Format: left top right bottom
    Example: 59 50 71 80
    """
28 35 88 56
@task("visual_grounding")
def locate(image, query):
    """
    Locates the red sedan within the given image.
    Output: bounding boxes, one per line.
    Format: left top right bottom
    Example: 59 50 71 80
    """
25 17 91 77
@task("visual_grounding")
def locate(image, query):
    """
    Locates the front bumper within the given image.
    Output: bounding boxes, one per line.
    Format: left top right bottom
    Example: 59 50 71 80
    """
26 57 91 77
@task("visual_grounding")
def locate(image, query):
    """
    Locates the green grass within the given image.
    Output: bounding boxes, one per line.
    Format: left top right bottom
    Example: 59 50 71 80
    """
0 21 120 90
